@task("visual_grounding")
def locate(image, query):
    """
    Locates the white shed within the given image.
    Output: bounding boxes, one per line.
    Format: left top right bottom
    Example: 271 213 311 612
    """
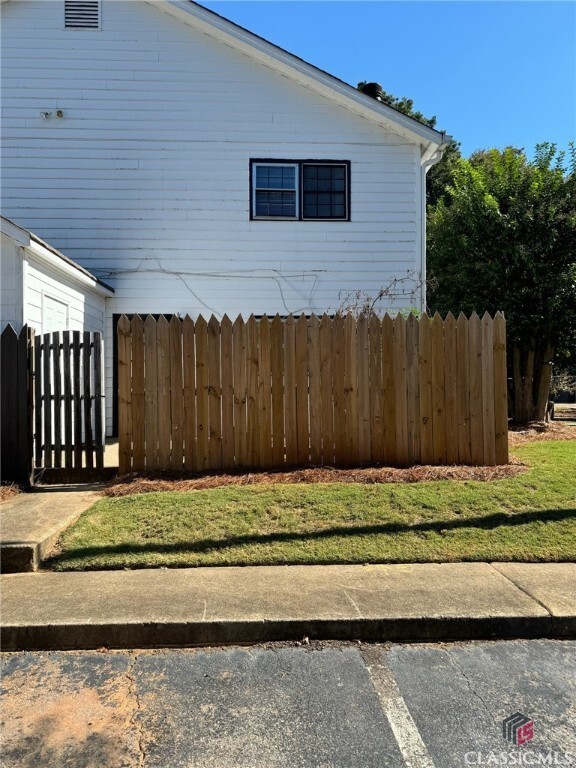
1 216 114 336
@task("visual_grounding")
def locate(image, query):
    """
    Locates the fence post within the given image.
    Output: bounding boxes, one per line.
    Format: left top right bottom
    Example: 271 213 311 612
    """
0 325 34 484
493 312 509 464
117 315 132 474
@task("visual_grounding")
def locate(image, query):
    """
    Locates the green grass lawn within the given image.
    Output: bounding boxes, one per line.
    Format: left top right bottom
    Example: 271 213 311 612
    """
50 441 576 571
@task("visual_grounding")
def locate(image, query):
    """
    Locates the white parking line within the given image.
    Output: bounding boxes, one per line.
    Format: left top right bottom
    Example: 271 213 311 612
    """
360 646 437 768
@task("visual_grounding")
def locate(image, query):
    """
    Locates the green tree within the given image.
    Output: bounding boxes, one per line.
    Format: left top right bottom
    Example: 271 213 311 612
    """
428 144 576 423
356 83 460 206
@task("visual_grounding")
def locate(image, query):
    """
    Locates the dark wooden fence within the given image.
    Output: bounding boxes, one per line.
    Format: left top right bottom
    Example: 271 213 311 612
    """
1 325 34 483
118 311 509 474
1 325 105 482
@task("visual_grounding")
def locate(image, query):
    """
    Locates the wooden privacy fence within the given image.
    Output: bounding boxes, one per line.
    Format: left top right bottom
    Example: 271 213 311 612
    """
118 311 508 474
1 325 34 483
33 330 105 470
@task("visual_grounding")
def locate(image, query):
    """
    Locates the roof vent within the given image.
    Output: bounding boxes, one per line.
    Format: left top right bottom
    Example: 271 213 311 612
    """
65 0 100 29
360 82 383 102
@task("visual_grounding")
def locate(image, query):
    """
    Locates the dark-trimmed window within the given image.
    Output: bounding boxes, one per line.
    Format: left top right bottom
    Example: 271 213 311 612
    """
251 160 350 221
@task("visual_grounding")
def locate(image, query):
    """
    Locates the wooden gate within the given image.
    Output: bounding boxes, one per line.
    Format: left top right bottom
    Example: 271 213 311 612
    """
33 330 105 472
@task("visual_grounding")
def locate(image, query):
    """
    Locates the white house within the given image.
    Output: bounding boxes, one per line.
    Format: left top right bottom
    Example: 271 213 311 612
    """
0 0 449 435
1 216 113 336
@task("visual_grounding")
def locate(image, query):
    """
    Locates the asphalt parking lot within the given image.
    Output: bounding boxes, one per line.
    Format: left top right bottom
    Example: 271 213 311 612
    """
1 639 575 767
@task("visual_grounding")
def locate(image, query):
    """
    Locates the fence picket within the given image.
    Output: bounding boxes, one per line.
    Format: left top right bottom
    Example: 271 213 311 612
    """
94 331 104 470
456 312 471 464
382 314 396 465
431 313 446 465
195 315 209 472
52 332 62 468
131 316 145 472
344 314 359 465
405 314 420 465
444 312 459 465
319 313 334 466
221 315 235 470
308 314 322 465
72 331 82 469
469 312 484 465
357 315 371 465
332 314 346 465
117 316 132 474
156 316 171 468
207 315 222 470
182 316 196 471
34 335 42 469
246 315 259 468
482 312 496 466
284 316 297 466
418 315 433 465
271 314 285 466
144 315 159 470
369 316 383 463
62 331 73 469
232 316 247 468
493 312 509 464
170 316 185 470
295 314 309 466
393 315 408 466
258 316 272 468
43 333 52 469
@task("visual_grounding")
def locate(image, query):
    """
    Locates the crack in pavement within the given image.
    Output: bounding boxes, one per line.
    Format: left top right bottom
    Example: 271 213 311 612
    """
442 646 494 722
126 653 146 767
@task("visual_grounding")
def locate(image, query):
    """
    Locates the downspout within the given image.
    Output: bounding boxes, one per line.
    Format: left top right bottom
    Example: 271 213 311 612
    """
420 139 446 312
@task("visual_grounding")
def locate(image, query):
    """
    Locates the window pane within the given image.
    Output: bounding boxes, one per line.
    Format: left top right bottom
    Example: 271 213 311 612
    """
302 164 348 219
256 165 296 190
255 189 296 217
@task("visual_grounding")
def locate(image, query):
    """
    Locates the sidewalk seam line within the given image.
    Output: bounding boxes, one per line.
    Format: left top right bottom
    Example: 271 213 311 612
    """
489 564 552 616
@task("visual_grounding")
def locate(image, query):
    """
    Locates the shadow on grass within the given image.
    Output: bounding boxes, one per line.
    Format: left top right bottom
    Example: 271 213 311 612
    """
49 507 576 566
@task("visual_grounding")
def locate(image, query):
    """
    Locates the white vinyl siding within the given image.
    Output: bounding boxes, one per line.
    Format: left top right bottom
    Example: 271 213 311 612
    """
1 0 424 433
0 233 25 329
24 254 106 336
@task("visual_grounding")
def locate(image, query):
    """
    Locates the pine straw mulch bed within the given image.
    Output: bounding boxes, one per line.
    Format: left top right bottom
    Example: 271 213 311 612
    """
508 420 576 446
102 458 527 498
101 422 574 499
0 484 21 503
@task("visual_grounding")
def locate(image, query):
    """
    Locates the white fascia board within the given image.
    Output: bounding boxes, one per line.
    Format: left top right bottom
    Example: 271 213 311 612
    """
25 240 114 298
148 0 449 153
1 216 31 247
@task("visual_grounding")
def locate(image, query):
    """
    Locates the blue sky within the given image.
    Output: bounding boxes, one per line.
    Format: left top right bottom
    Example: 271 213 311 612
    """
200 1 576 157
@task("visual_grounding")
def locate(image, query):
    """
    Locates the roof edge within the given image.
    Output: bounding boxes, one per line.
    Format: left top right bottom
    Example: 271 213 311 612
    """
1 216 114 294
149 0 449 150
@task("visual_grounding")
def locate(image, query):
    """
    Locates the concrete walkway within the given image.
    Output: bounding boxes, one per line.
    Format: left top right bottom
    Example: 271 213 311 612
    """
0 486 101 572
2 562 574 650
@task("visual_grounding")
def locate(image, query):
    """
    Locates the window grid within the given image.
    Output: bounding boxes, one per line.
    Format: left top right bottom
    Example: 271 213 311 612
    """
253 163 298 219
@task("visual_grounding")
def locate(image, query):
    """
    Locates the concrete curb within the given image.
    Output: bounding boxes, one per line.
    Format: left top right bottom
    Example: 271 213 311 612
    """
2 563 574 651
3 615 574 652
